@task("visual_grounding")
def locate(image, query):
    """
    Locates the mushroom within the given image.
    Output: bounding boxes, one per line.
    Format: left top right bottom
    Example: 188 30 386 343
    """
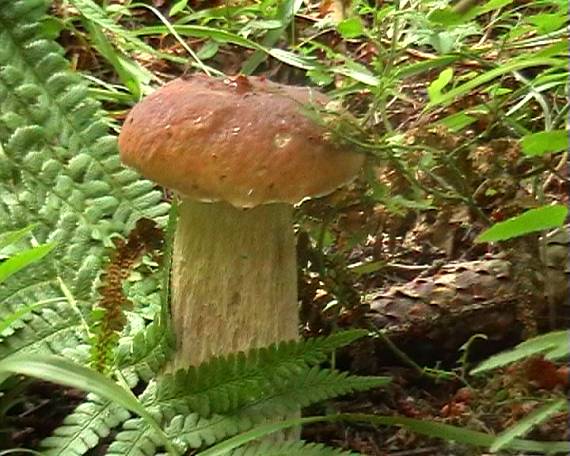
118 74 364 370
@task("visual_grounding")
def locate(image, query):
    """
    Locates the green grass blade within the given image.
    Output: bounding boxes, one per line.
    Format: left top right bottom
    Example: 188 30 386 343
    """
471 331 570 374
199 413 570 455
0 225 37 252
426 57 563 109
197 416 327 456
83 20 151 99
491 400 567 452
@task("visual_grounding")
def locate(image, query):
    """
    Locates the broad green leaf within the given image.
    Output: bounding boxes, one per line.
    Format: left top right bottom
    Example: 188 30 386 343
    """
428 68 454 102
437 111 477 131
349 260 386 275
428 31 459 54
0 243 56 284
474 0 513 15
428 8 464 26
491 400 567 452
0 354 180 456
471 331 569 374
246 19 284 31
396 55 460 79
337 17 364 39
196 40 219 60
521 130 568 156
527 13 566 34
475 205 568 243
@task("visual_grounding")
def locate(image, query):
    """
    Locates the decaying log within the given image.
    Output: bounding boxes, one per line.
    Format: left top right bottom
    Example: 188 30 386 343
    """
357 227 569 366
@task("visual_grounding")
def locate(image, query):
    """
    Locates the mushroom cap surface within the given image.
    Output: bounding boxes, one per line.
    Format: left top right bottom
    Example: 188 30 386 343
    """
119 74 364 207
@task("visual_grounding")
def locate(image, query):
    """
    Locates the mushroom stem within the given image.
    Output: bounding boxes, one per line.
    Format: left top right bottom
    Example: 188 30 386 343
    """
170 199 299 370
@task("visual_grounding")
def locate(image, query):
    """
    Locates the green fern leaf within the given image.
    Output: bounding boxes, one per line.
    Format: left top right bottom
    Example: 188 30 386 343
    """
0 301 82 356
163 367 387 451
255 367 390 412
157 331 369 416
0 0 169 362
41 394 130 456
117 318 175 382
105 415 164 456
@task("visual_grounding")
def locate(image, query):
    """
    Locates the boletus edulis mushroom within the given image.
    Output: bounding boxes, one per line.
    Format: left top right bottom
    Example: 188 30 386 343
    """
118 74 364 371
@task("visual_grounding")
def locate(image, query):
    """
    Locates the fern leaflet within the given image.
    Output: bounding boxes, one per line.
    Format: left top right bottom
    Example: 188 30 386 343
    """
41 394 130 456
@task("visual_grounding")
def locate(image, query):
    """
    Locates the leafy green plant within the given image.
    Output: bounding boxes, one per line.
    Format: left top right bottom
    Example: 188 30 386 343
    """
0 331 390 456
471 330 569 374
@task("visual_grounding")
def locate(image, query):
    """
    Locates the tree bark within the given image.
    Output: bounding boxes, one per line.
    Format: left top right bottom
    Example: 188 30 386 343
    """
169 199 298 370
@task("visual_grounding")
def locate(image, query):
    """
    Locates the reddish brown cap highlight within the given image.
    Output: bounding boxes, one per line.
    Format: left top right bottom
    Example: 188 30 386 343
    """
118 74 364 207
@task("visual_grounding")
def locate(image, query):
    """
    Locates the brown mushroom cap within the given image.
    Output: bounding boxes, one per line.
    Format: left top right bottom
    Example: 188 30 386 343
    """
118 74 364 207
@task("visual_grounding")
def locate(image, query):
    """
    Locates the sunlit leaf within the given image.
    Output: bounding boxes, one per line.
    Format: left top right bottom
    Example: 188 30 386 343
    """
428 68 454 102
521 130 568 156
337 17 364 38
476 205 568 243
527 13 566 34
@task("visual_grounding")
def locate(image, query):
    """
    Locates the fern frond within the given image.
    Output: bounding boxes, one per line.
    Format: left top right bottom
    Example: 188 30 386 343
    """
165 411 262 454
163 367 387 451
157 330 369 416
105 415 164 456
251 367 390 413
0 0 169 360
228 440 360 456
41 394 130 456
0 301 82 357
117 318 175 383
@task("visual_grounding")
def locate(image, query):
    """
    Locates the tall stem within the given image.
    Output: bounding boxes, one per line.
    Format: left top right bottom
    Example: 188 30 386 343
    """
169 199 299 370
